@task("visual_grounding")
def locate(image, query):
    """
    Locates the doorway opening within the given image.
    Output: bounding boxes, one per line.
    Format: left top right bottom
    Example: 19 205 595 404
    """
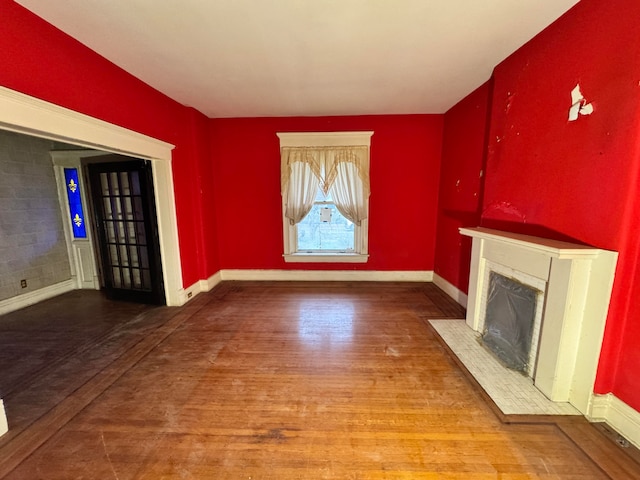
0 86 183 307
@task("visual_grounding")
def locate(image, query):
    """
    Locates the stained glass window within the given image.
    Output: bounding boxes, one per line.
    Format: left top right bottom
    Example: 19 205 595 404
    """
64 168 87 238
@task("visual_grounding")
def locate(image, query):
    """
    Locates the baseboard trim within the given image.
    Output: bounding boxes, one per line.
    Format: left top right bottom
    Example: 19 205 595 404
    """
589 393 640 449
0 280 76 316
432 273 468 308
219 269 433 282
178 272 223 305
200 272 223 292
178 270 434 304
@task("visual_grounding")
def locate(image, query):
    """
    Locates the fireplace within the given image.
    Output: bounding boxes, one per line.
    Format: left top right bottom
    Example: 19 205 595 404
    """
482 271 538 374
459 227 617 415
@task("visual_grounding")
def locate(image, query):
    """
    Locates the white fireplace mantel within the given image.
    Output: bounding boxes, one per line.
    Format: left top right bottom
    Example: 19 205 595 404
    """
460 227 617 415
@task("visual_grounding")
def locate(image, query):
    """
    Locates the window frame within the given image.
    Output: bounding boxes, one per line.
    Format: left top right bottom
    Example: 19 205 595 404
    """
278 131 373 263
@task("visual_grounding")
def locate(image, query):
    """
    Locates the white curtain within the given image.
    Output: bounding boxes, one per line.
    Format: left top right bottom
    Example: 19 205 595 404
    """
281 148 321 225
281 145 369 225
325 148 370 225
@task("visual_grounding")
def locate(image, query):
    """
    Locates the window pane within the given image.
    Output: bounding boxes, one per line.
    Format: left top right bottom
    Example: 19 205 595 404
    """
297 202 354 251
63 168 87 238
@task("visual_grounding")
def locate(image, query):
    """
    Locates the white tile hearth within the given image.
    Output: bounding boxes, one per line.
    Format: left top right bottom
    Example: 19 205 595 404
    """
429 319 580 416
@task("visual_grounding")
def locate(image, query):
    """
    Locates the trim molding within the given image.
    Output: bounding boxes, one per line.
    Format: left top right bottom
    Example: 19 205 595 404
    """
200 272 223 294
0 86 183 307
179 270 433 300
277 131 373 147
0 280 75 316
0 86 173 158
589 393 640 449
178 272 223 305
219 269 433 282
284 253 369 263
432 273 468 308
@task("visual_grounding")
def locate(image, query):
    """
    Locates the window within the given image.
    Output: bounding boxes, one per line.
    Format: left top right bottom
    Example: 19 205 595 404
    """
278 131 373 263
297 189 354 252
63 167 87 238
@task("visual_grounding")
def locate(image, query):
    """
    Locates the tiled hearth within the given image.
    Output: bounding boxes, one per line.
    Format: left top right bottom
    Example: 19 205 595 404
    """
430 319 579 415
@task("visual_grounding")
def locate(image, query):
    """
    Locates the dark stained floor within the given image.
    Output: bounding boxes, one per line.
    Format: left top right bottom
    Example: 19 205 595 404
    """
0 282 638 479
0 290 154 399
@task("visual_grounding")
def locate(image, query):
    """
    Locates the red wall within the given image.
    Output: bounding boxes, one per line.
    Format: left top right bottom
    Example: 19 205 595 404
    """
9 0 640 412
209 115 443 271
478 0 640 410
0 0 213 287
434 82 491 291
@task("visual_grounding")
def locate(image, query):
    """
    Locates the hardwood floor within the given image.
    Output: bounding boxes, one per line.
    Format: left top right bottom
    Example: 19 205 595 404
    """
0 282 638 479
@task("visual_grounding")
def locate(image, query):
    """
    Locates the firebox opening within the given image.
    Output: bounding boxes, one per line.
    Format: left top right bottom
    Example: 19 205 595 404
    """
482 272 538 374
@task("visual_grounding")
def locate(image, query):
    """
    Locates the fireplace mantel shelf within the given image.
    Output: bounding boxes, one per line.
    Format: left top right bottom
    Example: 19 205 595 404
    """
460 227 604 259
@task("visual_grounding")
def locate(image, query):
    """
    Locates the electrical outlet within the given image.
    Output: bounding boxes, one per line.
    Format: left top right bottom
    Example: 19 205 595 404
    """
20 279 27 288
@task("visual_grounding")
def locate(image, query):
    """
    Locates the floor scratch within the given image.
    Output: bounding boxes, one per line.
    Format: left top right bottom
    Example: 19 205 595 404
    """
101 430 120 480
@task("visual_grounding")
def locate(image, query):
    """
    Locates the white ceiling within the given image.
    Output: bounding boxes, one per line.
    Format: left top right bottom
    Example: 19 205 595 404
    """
16 0 579 118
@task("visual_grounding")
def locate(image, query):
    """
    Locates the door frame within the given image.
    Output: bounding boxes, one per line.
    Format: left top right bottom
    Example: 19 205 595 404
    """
51 149 104 291
0 86 185 306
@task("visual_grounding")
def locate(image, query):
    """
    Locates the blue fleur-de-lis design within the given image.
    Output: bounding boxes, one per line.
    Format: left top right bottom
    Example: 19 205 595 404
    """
73 214 83 228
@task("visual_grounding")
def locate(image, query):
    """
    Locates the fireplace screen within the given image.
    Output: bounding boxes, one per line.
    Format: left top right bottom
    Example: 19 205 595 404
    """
482 272 538 373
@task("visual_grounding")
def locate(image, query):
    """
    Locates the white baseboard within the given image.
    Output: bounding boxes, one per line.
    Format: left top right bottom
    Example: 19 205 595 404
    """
0 279 76 316
219 269 433 282
589 393 640 449
178 272 223 305
178 270 434 305
433 273 468 308
0 399 7 437
200 272 223 293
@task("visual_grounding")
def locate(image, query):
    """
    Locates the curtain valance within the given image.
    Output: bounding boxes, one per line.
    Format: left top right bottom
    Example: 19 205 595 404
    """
280 146 369 195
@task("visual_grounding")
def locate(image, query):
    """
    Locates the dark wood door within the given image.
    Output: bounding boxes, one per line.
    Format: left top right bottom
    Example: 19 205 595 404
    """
87 156 165 305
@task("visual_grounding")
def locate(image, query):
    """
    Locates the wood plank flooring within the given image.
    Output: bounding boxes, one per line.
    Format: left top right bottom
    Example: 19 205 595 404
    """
0 281 638 479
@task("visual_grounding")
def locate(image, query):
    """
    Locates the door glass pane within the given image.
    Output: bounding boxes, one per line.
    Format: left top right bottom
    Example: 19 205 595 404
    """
119 172 131 195
102 197 113 217
120 267 131 288
130 171 141 195
132 268 142 289
111 267 122 288
109 172 120 195
123 196 133 219
129 245 140 267
63 168 87 238
119 245 129 266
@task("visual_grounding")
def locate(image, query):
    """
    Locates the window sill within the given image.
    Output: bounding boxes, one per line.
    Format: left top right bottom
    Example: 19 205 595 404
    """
283 253 369 263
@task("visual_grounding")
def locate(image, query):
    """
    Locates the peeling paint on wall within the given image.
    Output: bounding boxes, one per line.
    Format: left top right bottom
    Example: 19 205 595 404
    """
505 91 515 113
568 84 594 121
483 201 527 222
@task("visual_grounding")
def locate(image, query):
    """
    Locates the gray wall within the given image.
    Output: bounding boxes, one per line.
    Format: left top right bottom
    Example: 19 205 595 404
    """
0 130 71 302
